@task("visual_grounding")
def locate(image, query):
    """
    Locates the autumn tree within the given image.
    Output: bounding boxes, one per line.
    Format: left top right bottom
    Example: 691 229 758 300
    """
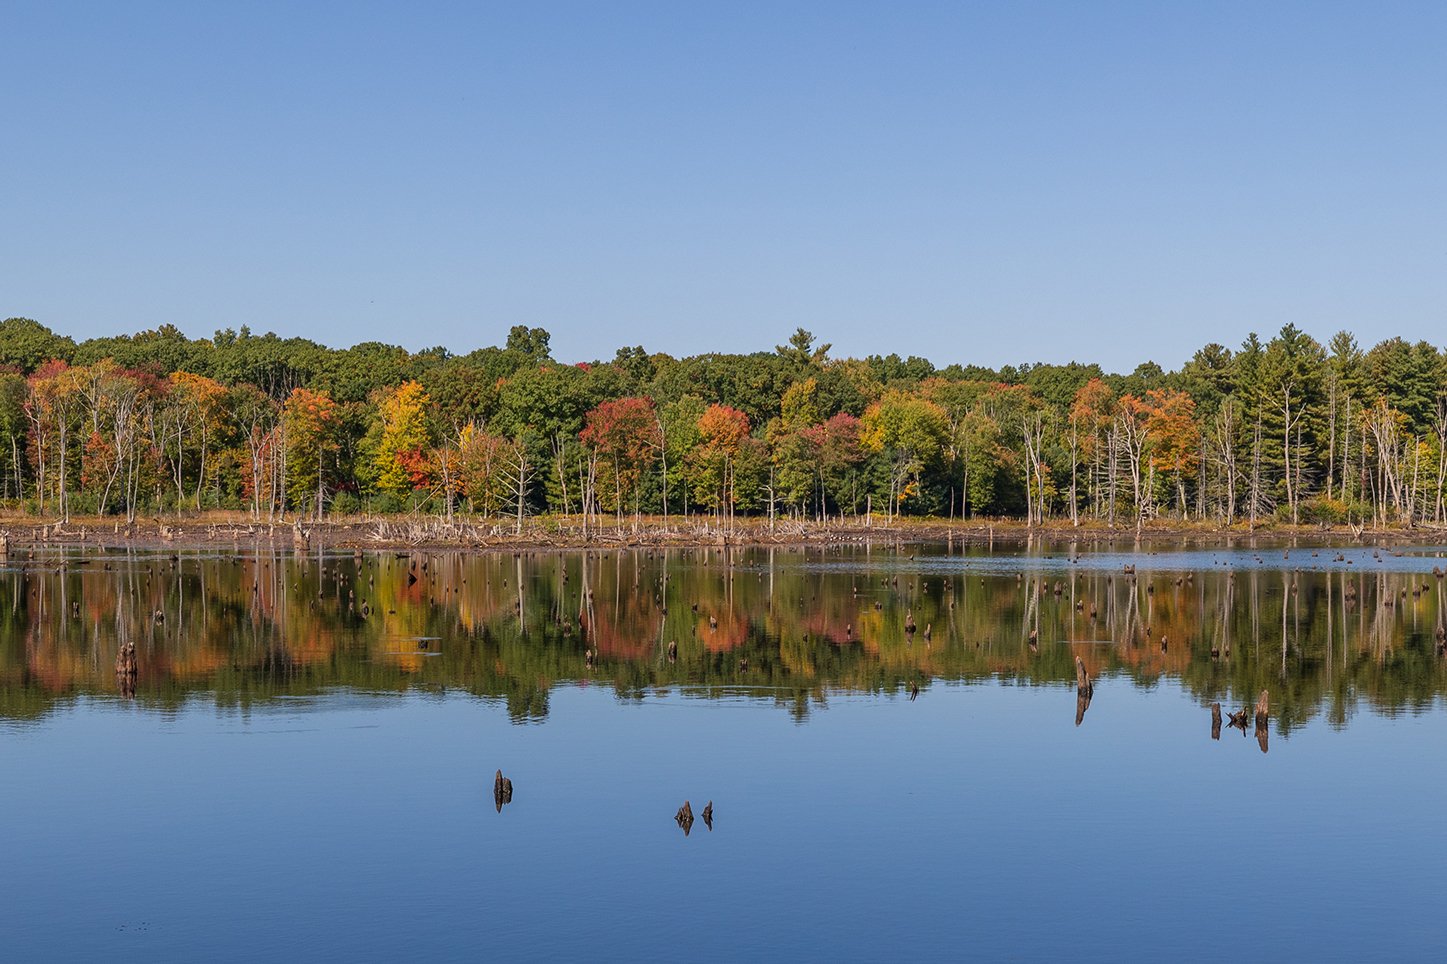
580 396 661 524
692 404 752 525
366 380 434 497
25 361 85 518
452 423 508 517
1070 378 1116 522
160 371 227 511
282 387 339 518
1142 388 1200 518
804 412 864 517
860 390 947 520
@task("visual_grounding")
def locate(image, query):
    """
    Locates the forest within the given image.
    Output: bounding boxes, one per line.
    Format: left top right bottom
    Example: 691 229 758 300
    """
1 316 1443 529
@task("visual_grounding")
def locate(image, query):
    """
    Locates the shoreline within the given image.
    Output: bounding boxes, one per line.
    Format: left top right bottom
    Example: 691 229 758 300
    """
0 513 1439 554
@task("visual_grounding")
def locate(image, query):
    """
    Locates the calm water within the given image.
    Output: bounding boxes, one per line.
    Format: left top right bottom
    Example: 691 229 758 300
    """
4 537 1447 961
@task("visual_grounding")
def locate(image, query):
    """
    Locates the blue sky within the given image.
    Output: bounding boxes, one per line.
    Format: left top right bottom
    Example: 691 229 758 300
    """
3 1 1444 371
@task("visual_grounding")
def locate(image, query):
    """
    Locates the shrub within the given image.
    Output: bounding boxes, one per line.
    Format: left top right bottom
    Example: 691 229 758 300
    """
330 492 361 517
369 492 405 514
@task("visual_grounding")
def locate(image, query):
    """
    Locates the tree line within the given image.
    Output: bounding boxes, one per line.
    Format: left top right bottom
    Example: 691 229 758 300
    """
1 316 1442 528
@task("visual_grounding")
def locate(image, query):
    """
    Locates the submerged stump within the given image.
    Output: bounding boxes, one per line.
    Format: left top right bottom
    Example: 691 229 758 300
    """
493 769 513 812
675 800 695 836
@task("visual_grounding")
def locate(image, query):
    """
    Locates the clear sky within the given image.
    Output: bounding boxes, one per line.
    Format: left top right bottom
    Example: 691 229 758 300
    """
4 1 1445 371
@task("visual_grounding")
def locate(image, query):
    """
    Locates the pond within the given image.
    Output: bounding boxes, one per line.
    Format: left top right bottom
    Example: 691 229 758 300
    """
3 537 1447 960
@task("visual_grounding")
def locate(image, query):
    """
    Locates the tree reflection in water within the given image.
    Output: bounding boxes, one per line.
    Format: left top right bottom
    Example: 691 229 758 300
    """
4 539 1447 731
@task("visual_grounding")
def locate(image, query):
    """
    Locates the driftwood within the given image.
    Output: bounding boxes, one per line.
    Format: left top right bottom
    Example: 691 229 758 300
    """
1211 702 1222 741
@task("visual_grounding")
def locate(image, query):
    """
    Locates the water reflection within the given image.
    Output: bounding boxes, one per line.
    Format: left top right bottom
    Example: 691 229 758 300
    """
493 769 514 813
4 540 1447 729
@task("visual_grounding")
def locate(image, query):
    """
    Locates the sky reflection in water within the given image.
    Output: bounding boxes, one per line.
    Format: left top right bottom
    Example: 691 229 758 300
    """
3 539 1447 960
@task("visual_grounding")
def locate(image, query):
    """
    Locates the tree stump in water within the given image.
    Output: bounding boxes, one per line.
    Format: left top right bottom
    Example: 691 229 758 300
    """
1254 690 1269 727
1211 702 1222 741
1074 657 1092 697
493 769 513 812
701 801 713 830
115 643 138 698
675 800 694 836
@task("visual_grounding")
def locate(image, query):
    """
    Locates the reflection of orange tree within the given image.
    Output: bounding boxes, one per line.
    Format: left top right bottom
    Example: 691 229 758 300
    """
577 564 667 660
24 625 92 692
695 610 749 653
280 621 337 667
788 599 859 646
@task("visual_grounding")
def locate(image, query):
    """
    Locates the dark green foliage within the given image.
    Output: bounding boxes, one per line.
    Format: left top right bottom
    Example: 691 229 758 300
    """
0 317 75 372
1364 337 1441 434
73 323 204 376
866 352 935 385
